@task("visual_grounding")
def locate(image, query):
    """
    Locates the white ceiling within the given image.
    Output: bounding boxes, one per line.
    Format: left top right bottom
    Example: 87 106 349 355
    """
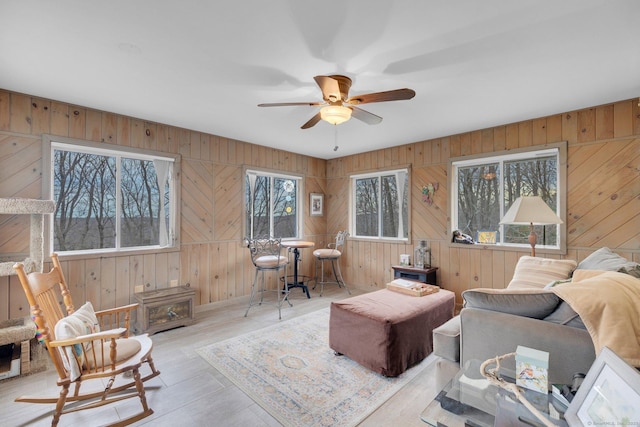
1 1 639 159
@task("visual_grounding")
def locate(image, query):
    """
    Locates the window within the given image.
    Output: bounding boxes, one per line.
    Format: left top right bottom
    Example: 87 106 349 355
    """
350 168 409 240
245 170 301 239
45 138 178 254
451 144 566 250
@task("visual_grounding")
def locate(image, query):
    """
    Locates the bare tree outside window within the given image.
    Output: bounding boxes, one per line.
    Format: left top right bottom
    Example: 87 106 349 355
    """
456 163 500 239
503 156 558 245
355 177 378 236
453 149 560 248
53 151 116 251
121 158 164 247
353 169 408 239
51 142 175 253
246 171 300 239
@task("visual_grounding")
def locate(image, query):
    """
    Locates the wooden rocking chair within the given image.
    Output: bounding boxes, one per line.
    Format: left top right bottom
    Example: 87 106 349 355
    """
13 253 161 427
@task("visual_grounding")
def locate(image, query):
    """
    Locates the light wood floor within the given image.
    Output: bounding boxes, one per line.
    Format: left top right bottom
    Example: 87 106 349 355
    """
0 285 456 426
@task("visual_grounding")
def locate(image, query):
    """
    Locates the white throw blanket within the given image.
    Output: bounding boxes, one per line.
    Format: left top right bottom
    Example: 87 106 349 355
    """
551 269 640 367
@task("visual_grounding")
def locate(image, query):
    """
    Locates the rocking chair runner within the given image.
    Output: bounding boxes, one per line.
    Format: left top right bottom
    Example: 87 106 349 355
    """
13 253 161 427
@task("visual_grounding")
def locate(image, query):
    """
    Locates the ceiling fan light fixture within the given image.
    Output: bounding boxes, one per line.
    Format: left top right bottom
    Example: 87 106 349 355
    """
320 105 352 125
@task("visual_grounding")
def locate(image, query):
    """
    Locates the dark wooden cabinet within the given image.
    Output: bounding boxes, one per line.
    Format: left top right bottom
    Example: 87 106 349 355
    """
392 265 438 285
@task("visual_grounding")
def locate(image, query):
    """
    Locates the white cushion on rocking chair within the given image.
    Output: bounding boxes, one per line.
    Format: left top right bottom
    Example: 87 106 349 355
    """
55 301 142 380
54 301 101 380
84 337 142 369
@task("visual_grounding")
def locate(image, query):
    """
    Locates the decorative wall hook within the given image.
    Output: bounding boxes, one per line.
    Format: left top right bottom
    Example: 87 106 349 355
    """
422 182 439 205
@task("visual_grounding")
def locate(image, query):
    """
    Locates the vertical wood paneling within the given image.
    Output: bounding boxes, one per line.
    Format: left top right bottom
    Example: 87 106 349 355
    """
86 109 102 142
143 254 156 290
50 101 69 136
102 112 118 144
613 100 633 137
532 118 547 146
505 123 519 149
115 257 130 307
69 106 86 139
596 105 614 141
577 108 596 143
155 252 169 288
30 98 51 135
10 93 31 134
0 91 10 131
67 260 86 308
117 116 131 146
85 258 101 309
100 257 116 310
129 255 143 290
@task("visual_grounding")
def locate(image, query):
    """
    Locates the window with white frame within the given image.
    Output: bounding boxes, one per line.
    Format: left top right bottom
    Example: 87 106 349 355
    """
245 170 301 239
46 139 178 254
350 168 409 240
451 144 565 250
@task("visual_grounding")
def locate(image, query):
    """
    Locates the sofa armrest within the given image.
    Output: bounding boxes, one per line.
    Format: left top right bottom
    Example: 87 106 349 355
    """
460 307 595 385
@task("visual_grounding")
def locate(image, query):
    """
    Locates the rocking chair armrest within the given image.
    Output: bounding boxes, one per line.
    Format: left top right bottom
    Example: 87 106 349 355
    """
95 303 139 317
49 327 128 347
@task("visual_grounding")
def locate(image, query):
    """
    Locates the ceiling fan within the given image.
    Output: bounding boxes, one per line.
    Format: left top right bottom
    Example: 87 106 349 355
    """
258 75 416 129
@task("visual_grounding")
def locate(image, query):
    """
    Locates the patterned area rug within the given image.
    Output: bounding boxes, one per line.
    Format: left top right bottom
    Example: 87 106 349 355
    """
196 308 433 427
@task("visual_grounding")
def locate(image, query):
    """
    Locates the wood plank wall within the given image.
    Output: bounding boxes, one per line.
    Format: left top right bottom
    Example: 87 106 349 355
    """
328 100 640 304
0 89 638 321
0 90 327 321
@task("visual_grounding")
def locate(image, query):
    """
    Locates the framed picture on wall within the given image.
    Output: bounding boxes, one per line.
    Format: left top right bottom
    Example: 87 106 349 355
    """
310 193 324 216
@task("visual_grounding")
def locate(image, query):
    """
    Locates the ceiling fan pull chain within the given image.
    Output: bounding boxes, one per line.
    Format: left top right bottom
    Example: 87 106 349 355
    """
333 125 339 152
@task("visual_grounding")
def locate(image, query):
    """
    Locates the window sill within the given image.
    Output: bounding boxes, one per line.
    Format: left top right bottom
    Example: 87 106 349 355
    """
447 242 565 256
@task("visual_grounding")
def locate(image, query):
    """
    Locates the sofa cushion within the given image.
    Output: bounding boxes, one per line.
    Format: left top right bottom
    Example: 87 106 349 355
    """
462 288 561 319
543 301 586 329
507 256 577 290
576 247 639 272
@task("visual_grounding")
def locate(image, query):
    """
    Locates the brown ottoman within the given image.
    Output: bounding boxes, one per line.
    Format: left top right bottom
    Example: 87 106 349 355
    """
329 288 455 377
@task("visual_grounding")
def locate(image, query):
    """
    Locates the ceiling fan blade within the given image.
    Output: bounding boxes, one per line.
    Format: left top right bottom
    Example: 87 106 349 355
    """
350 106 382 125
301 112 322 129
314 75 342 102
258 101 323 107
346 88 415 105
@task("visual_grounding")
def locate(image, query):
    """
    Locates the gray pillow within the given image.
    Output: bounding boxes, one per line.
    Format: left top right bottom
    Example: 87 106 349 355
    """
543 301 586 330
618 265 640 278
576 247 639 272
462 289 561 319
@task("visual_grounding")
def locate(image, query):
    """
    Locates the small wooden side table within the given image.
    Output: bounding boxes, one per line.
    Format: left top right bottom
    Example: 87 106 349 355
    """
134 286 196 335
392 265 438 285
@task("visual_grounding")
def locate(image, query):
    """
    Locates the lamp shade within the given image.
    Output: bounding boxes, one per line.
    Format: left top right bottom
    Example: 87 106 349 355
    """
499 196 563 225
320 105 352 125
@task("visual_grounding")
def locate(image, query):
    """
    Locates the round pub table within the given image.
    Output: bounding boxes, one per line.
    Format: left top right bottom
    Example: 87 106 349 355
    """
281 240 315 298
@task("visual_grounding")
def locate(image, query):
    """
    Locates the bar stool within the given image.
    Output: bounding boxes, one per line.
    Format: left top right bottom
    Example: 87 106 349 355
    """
244 237 290 319
313 230 351 296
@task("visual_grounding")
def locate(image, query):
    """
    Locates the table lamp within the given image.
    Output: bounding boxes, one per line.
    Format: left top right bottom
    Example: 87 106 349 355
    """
499 196 563 257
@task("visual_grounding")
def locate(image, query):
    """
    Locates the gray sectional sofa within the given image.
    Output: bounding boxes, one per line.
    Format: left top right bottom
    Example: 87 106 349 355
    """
433 247 640 385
